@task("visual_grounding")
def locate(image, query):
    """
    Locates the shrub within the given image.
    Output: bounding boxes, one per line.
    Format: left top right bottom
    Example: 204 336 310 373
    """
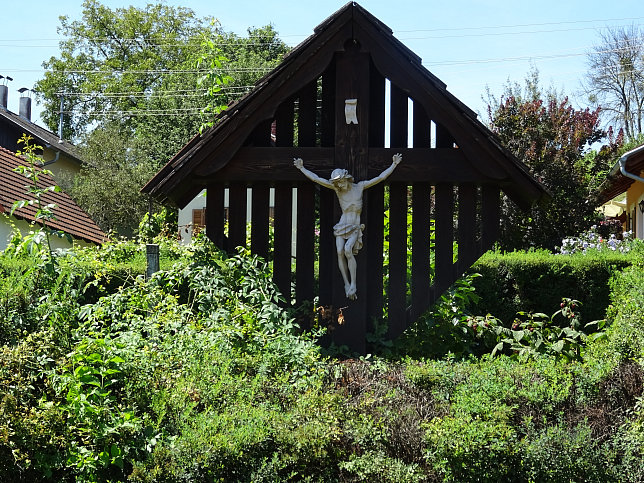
470 249 635 324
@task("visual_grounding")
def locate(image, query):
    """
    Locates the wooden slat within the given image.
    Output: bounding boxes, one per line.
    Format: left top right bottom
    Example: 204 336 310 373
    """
387 182 408 339
435 123 454 148
298 81 318 147
296 184 316 306
457 184 477 273
434 183 454 296
411 182 431 321
321 63 336 148
366 185 385 327
318 188 334 307
215 146 488 183
390 84 408 149
250 184 270 260
275 99 294 148
205 182 225 249
227 182 247 251
331 47 371 353
273 183 293 303
369 62 386 149
250 118 273 147
481 185 500 252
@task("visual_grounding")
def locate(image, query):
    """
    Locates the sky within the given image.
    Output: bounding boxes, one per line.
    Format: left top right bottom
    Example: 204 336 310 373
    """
2 0 643 129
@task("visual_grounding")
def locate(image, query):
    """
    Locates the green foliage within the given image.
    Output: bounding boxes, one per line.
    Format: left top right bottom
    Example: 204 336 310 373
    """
470 248 635 324
9 135 71 268
1 235 644 481
486 69 622 250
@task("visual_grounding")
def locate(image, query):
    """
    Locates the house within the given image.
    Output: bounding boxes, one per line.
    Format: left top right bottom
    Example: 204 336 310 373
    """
599 144 644 240
142 2 548 352
0 145 105 250
0 82 82 183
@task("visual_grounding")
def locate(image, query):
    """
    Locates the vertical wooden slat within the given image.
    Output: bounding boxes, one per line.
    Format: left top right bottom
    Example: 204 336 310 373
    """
410 101 431 320
366 62 387 336
251 119 273 146
387 82 409 339
366 186 385 326
331 46 370 353
457 184 477 273
388 183 408 338
481 185 500 252
298 81 317 147
411 183 431 321
321 63 336 148
369 61 385 148
390 84 408 149
318 188 334 307
436 123 454 148
251 184 270 260
273 183 293 303
275 99 294 148
296 183 315 306
206 183 225 249
434 183 454 297
228 182 247 251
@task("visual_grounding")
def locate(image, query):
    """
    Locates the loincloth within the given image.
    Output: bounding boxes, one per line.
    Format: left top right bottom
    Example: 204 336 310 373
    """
333 222 365 254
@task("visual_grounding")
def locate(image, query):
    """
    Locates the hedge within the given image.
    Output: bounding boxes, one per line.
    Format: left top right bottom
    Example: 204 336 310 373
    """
469 249 637 324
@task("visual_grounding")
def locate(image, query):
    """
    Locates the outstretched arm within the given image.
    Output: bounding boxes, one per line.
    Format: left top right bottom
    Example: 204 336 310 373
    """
360 153 402 189
294 158 334 189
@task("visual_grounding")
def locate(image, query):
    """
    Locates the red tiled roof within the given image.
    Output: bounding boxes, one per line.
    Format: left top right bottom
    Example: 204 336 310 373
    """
0 146 105 244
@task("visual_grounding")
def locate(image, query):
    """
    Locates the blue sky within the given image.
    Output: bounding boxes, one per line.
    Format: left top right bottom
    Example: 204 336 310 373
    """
2 0 643 127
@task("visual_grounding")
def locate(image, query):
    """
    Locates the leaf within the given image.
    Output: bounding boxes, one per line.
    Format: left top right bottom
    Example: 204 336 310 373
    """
552 340 565 353
492 342 504 357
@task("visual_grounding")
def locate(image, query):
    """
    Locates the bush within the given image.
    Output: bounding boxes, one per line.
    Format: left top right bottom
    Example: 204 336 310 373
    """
470 249 636 324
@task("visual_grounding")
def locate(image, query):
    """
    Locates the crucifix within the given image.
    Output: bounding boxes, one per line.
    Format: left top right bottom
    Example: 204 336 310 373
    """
294 153 401 299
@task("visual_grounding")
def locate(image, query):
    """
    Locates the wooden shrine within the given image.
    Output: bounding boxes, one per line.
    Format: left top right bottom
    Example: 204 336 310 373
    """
142 2 548 353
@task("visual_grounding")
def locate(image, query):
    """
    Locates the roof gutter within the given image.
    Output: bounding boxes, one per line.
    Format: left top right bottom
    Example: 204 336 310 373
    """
612 144 644 183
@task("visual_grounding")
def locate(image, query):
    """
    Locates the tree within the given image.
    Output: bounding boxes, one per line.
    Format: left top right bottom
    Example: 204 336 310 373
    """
487 71 621 251
584 25 644 140
34 1 289 235
66 123 157 236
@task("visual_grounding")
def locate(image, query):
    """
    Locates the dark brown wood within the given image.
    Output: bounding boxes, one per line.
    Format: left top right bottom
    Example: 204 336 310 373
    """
321 63 336 148
390 84 408 149
387 182 408 339
481 185 500 252
215 146 488 183
330 45 371 353
275 99 294 148
251 184 270 260
366 185 385 328
298 81 318 147
369 62 386 148
318 187 334 307
227 182 247 251
249 118 273 147
273 183 293 303
435 123 454 148
457 184 477 273
206 182 225 248
411 183 431 321
296 183 316 306
434 183 454 296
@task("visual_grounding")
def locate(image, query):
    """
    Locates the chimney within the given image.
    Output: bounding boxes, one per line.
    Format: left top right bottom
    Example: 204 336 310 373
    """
0 75 12 110
18 87 31 122
0 85 7 110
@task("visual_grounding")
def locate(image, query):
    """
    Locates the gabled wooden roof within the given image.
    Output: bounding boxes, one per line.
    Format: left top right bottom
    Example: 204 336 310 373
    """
142 2 547 209
0 146 105 244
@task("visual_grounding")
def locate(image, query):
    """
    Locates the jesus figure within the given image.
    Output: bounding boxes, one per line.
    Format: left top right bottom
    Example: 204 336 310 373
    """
294 153 402 300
